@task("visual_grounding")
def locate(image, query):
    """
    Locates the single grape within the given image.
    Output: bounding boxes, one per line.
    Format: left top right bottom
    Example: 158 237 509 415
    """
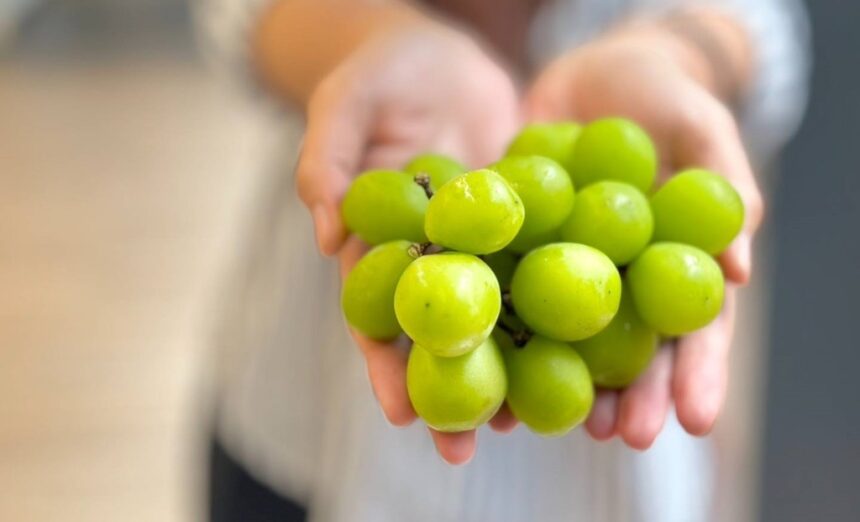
559 181 653 265
569 118 657 192
407 336 507 432
505 122 581 174
425 169 524 254
651 168 745 254
627 242 725 335
490 156 575 253
482 250 519 291
572 284 658 388
341 240 414 339
403 153 467 191
510 243 621 341
502 335 594 436
342 169 428 244
394 252 500 357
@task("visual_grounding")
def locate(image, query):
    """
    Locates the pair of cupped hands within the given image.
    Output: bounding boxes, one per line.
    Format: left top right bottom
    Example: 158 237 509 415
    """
294 22 763 465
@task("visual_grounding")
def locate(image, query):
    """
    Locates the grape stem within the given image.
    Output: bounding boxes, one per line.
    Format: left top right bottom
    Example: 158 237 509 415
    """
501 290 515 316
413 173 434 199
496 319 531 348
407 242 444 258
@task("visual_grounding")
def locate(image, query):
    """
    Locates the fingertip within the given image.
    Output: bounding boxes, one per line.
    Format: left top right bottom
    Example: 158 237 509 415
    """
585 390 618 441
674 380 722 437
431 429 477 466
384 406 417 428
617 400 664 451
313 203 346 256
719 234 752 285
488 403 519 434
616 348 673 451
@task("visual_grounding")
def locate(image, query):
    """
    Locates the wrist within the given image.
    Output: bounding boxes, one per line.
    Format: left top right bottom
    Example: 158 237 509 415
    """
253 1 437 105
608 10 753 109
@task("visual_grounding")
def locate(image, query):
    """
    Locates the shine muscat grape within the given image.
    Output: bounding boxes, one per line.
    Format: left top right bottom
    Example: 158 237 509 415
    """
338 119 745 441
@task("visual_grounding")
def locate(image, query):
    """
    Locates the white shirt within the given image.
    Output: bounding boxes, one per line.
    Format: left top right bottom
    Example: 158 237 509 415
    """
191 1 809 520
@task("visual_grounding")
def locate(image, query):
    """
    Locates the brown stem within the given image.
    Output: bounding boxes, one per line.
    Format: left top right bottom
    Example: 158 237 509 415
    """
501 290 515 316
414 173 433 199
496 319 531 348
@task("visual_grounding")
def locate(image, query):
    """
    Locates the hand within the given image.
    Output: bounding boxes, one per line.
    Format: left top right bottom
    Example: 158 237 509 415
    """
295 25 521 464
524 26 764 449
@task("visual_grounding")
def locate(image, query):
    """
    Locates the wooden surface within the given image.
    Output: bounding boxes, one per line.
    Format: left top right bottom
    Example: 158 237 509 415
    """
0 56 261 521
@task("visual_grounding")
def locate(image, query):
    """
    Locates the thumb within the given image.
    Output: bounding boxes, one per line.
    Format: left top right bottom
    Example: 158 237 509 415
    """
296 83 373 256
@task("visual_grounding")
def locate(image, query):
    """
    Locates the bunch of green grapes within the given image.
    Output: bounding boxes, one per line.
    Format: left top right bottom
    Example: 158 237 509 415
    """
339 117 745 438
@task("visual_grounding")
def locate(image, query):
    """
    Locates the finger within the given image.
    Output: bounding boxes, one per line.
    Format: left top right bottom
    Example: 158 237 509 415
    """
488 402 519 434
522 60 584 123
672 99 763 284
337 235 370 279
429 428 477 465
585 389 619 441
673 286 737 436
349 331 415 427
297 82 374 256
616 346 674 450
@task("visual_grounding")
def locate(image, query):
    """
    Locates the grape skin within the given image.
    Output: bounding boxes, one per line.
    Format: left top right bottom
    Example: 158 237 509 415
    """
490 156 576 254
342 169 428 244
569 118 657 193
651 168 745 254
407 336 507 432
341 240 414 339
424 169 524 255
403 153 467 191
505 122 582 175
559 180 653 265
394 252 501 357
627 242 725 335
572 284 658 388
501 335 594 436
510 243 621 341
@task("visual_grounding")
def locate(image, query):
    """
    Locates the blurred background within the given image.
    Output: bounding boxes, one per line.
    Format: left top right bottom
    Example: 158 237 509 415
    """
0 1 857 521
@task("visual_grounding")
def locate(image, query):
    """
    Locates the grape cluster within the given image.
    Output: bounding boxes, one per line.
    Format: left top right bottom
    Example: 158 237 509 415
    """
341 118 744 437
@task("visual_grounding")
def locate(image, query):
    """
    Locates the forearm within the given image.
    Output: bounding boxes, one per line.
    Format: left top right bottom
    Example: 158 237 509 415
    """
252 0 432 106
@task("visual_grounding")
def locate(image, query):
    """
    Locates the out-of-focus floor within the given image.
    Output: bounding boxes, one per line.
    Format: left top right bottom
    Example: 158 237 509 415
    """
0 55 263 520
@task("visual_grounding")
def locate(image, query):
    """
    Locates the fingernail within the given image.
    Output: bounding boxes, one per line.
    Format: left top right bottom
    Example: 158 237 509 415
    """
312 204 330 254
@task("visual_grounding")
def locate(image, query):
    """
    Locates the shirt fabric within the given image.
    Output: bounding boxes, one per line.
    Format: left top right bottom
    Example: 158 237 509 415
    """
191 1 809 521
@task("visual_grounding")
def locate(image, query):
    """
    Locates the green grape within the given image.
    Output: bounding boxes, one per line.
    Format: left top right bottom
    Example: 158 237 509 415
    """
569 118 657 192
482 250 519 291
510 243 621 341
407 336 507 432
505 122 582 174
651 168 744 254
342 169 428 244
394 252 500 357
341 240 414 339
403 153 467 191
572 285 658 388
425 169 524 254
627 242 725 335
502 335 594 436
490 156 576 253
559 181 653 265
340 241 413 340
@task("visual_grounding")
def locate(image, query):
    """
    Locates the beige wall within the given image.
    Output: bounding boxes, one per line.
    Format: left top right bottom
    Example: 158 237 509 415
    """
0 56 263 521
